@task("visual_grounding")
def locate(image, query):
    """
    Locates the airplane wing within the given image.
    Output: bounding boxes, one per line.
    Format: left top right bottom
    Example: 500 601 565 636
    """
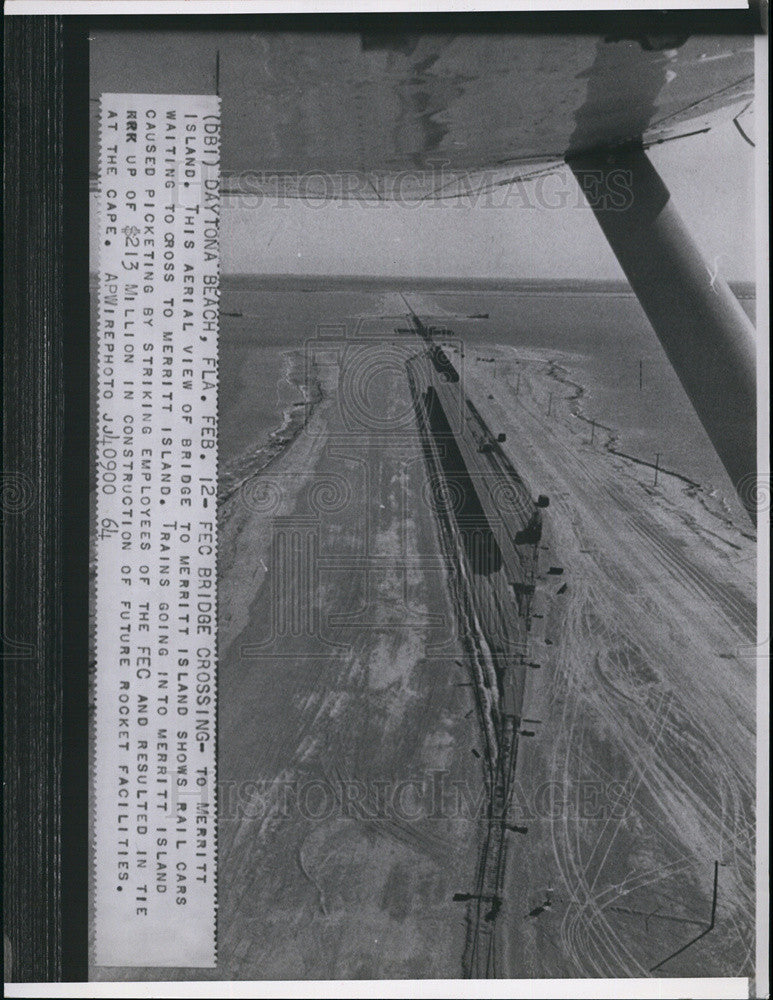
223 32 754 198
90 31 754 199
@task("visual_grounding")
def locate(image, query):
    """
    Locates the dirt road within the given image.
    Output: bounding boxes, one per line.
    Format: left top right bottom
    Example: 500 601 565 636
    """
459 345 756 979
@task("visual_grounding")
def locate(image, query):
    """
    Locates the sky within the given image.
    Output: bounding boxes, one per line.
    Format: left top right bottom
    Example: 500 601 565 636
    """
89 30 758 281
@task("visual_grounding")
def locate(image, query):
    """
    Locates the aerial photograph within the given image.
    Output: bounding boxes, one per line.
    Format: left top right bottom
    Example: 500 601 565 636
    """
90 23 760 983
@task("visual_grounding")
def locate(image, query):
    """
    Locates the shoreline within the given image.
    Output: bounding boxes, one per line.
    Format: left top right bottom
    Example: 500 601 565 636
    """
217 349 322 507
538 352 754 538
544 357 705 488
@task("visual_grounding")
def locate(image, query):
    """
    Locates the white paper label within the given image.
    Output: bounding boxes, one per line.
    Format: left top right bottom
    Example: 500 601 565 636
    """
94 93 220 967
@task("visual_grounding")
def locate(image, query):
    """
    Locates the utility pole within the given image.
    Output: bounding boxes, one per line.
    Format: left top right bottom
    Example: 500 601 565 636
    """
650 861 720 972
654 452 660 486
591 419 595 444
547 393 552 417
516 372 520 396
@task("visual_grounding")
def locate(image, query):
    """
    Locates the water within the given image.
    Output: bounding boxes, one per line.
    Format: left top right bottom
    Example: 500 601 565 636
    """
219 275 755 506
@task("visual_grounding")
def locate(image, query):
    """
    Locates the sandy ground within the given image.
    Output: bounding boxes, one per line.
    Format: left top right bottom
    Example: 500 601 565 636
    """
93 332 756 982
212 339 486 979
456 344 756 979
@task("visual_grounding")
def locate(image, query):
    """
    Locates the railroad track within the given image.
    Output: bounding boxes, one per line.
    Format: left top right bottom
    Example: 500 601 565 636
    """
467 714 522 977
406 346 542 979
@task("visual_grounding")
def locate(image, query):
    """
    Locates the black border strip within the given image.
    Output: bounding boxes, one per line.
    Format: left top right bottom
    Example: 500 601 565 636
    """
61 16 91 983
69 7 764 34
2 13 91 983
3 14 66 982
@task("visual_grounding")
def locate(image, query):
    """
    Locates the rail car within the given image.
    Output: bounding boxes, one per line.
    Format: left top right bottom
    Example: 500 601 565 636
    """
428 344 459 383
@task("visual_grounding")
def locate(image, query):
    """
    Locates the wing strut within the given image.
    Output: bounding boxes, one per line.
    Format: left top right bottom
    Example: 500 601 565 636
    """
567 145 757 522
